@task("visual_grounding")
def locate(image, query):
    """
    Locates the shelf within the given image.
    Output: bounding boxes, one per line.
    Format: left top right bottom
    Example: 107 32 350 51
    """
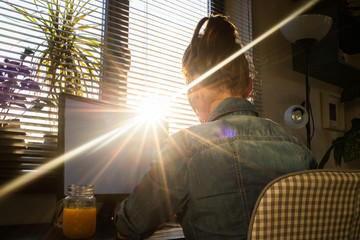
292 4 360 88
293 46 360 88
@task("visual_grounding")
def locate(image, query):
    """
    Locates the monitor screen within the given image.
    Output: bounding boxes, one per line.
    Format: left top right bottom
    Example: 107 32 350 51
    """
58 93 168 196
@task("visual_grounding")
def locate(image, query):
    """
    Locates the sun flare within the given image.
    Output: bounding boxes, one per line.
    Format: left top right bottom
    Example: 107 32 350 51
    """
0 0 320 198
136 98 169 124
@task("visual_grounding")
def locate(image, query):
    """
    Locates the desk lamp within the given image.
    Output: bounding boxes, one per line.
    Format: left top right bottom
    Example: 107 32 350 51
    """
280 14 332 150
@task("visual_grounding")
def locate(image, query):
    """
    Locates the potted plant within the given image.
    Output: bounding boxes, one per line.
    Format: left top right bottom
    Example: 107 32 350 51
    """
5 0 102 100
319 84 360 168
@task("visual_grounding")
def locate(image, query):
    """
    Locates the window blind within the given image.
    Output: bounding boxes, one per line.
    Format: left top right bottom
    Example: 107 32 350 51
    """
0 0 260 192
0 0 104 191
224 0 262 112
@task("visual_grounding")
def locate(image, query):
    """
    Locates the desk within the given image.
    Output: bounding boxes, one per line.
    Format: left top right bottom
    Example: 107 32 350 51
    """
0 222 184 240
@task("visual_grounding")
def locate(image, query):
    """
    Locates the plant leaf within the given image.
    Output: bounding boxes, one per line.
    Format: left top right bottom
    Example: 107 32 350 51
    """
318 144 335 169
13 95 27 109
42 99 57 108
20 78 40 90
29 99 43 111
333 138 345 166
342 118 360 162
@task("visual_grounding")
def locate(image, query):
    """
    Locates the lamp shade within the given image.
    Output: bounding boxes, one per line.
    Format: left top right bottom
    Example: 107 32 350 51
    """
284 105 308 129
280 14 332 43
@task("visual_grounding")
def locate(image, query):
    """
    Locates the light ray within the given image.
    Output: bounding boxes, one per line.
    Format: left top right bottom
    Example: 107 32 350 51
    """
149 119 172 210
168 0 319 103
87 119 146 186
147 0 321 193
0 0 320 197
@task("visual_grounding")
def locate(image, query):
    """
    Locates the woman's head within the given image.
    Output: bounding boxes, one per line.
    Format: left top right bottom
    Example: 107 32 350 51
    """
182 15 252 97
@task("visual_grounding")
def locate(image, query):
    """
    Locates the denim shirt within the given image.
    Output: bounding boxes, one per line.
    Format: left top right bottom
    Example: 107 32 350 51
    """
114 97 317 240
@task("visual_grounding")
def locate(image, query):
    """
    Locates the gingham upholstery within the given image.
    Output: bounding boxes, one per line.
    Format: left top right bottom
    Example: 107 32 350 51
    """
247 170 360 240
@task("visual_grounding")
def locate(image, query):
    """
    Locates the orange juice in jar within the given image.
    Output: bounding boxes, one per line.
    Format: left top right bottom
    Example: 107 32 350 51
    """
63 207 96 238
62 185 96 238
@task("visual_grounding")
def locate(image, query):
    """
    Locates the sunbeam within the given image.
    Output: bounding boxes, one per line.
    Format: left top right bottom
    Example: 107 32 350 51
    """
167 0 320 103
187 0 319 90
87 118 145 186
0 0 320 198
149 117 172 208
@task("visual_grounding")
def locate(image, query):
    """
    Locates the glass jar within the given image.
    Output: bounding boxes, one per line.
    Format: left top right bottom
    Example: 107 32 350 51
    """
62 185 96 239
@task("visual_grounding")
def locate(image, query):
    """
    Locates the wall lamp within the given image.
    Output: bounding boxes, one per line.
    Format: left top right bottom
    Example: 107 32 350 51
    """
284 104 308 129
280 14 332 149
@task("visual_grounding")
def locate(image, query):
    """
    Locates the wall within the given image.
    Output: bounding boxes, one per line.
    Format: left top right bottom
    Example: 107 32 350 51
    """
251 0 360 169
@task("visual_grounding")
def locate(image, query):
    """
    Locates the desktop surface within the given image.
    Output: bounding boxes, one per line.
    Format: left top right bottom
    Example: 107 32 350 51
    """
1 221 184 240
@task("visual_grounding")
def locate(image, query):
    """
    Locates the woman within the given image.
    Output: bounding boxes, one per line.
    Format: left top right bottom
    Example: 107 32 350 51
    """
115 15 316 240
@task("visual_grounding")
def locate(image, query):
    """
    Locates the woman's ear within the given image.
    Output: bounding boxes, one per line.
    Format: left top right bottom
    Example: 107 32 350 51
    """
243 79 253 98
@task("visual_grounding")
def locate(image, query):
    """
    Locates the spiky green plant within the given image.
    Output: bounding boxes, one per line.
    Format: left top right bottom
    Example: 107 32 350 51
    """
6 0 102 99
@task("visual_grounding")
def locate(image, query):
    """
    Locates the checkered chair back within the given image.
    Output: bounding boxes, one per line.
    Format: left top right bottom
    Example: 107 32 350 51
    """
247 170 360 240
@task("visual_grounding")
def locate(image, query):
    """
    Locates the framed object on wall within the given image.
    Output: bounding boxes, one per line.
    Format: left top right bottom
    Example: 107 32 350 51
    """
321 92 345 131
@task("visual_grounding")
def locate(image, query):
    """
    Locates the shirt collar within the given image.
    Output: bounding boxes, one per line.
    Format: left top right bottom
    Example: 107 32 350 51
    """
207 97 259 122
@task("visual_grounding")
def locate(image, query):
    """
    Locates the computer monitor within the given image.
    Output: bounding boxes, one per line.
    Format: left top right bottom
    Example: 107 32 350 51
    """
57 93 168 201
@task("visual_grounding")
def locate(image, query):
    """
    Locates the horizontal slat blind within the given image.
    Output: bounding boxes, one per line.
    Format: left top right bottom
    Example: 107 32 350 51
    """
0 0 104 183
0 0 260 189
225 0 262 114
124 0 208 133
